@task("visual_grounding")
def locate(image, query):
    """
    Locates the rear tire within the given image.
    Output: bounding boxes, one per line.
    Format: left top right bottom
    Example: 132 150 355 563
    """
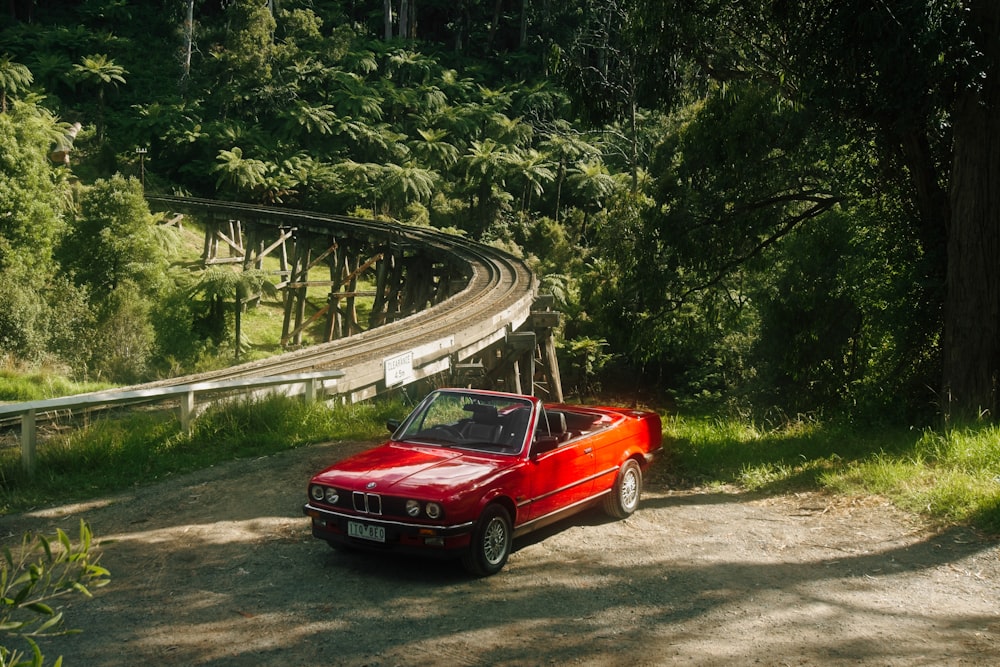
603 459 642 519
461 504 512 576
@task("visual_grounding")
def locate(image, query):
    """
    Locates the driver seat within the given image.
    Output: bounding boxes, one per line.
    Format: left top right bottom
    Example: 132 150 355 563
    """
463 404 504 443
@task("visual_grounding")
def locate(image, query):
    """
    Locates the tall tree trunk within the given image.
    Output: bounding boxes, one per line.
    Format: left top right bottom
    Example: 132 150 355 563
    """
400 0 409 38
487 0 503 53
554 158 565 223
456 0 470 53
629 90 638 191
942 0 1000 420
184 0 194 78
384 0 393 41
520 0 528 47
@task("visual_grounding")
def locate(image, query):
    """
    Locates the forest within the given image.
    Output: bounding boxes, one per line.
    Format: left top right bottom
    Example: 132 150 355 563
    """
1 0 998 425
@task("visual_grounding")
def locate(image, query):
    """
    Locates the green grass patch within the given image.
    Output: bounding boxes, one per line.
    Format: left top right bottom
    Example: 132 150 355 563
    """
666 415 1000 533
821 425 1000 533
0 394 410 514
0 370 112 402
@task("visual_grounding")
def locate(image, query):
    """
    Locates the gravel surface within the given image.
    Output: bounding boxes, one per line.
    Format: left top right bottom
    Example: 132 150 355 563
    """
3 438 999 666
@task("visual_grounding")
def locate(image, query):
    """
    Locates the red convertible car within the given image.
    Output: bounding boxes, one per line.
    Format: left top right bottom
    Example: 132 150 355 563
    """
303 388 662 575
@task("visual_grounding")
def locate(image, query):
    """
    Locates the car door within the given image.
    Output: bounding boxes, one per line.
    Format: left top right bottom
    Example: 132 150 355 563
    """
567 411 623 493
525 411 595 521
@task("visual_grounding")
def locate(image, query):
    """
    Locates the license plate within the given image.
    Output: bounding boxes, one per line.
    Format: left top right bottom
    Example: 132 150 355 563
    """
348 521 385 543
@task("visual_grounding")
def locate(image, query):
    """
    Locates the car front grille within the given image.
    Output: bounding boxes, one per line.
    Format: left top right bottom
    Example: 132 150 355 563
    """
352 491 382 515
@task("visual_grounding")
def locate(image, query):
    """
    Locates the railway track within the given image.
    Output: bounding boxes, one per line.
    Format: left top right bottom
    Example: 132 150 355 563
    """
142 197 539 401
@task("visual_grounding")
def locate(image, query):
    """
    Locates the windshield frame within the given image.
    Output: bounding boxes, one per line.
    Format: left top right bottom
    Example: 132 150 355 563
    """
393 389 538 455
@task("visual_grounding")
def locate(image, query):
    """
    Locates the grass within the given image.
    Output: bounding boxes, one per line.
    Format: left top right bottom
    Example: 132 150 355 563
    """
0 394 410 514
0 369 112 401
665 414 1000 534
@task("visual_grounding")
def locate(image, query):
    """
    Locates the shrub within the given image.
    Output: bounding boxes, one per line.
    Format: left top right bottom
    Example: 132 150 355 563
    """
1 521 110 667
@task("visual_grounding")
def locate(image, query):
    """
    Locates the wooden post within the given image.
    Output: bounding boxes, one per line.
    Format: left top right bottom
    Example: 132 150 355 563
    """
325 240 340 341
281 233 304 344
530 299 564 402
180 390 195 432
386 249 405 322
21 409 36 475
507 332 536 395
293 243 312 345
202 220 215 263
343 244 360 336
539 329 564 402
370 244 390 327
510 359 523 394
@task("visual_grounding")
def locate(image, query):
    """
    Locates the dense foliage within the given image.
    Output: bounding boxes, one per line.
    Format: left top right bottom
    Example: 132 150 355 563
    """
1 1 997 424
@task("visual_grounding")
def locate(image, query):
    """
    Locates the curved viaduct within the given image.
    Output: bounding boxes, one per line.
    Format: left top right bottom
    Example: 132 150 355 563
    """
146 196 563 403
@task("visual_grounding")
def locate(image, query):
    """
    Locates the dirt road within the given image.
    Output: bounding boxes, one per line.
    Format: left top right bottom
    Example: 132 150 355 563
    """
3 439 998 666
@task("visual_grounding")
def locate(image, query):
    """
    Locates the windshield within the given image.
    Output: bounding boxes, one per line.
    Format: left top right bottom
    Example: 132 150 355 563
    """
396 390 534 454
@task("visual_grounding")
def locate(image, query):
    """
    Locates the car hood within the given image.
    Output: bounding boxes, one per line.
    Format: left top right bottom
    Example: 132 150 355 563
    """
312 442 511 496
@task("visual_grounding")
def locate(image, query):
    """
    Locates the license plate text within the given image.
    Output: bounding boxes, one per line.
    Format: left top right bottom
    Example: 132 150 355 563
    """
348 521 386 542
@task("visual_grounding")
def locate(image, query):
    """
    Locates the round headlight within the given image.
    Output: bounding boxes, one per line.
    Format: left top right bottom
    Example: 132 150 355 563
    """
406 499 421 517
310 485 325 501
324 487 339 503
426 503 442 519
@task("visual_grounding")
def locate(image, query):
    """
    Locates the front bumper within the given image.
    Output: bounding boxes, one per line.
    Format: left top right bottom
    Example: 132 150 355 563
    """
303 503 475 555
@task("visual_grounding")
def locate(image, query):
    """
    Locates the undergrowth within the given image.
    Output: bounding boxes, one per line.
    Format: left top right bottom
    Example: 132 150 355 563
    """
665 414 1000 534
0 394 409 514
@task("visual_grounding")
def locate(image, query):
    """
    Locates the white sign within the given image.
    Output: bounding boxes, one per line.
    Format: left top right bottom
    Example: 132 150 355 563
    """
384 351 415 387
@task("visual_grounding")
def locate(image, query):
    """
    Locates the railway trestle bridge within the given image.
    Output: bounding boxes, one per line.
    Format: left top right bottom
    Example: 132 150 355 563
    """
147 197 563 403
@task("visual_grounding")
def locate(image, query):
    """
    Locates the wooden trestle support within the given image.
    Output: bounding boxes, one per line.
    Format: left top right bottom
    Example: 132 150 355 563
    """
200 216 563 401
452 294 564 402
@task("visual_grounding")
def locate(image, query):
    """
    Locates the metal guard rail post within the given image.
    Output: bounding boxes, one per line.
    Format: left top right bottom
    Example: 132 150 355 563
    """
0 370 345 475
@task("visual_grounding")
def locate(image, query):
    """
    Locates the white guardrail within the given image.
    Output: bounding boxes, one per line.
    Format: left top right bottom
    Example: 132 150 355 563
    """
0 370 345 475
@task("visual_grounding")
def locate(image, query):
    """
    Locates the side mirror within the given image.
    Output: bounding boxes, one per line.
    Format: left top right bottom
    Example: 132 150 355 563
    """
531 435 561 457
386 419 401 434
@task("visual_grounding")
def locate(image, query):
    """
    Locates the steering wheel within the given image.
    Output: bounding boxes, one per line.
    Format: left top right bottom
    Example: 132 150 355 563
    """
427 424 464 440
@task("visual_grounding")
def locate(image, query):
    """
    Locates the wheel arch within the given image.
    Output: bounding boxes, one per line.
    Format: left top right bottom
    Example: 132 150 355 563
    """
479 491 517 525
621 445 654 470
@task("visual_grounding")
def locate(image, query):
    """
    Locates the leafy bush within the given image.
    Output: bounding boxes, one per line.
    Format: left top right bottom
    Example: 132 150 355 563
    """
1 521 110 667
87 282 155 384
0 282 47 363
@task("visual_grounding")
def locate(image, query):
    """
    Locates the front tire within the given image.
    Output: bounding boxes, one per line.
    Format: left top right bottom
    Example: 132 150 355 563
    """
603 459 642 519
461 504 512 576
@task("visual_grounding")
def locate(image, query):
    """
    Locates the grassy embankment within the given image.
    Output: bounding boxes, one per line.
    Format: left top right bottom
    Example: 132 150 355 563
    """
0 388 408 515
666 414 1000 534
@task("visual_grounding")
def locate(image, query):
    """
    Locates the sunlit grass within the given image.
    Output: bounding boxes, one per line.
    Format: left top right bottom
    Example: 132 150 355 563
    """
237 276 377 354
0 369 112 402
666 415 1000 533
0 394 410 514
821 425 1000 532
